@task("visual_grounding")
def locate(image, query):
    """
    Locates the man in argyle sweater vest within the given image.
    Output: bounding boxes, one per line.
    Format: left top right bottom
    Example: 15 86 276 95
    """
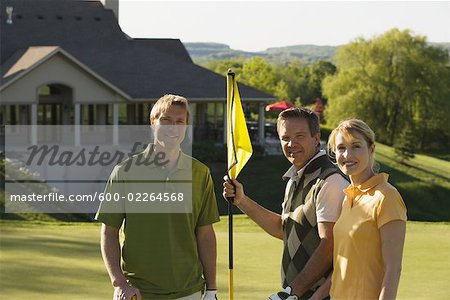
281 155 344 294
223 108 348 299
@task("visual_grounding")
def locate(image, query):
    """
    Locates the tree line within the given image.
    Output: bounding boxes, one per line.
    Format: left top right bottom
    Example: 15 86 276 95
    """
202 29 450 155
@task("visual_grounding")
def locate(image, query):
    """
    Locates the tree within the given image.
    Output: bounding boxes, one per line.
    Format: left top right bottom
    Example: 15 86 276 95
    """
394 125 416 163
323 28 450 150
273 60 305 103
273 80 289 101
203 56 338 110
303 61 337 102
241 57 278 95
273 60 337 106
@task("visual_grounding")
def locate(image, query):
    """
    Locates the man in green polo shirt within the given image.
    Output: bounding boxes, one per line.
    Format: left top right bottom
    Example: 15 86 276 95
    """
96 94 220 300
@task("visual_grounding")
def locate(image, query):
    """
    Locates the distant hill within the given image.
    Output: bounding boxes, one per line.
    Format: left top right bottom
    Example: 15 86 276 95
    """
185 42 450 65
184 42 337 64
265 44 337 61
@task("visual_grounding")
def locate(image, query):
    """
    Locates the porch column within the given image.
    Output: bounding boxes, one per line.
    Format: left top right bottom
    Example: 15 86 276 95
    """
31 103 37 145
74 103 81 146
258 102 265 146
113 103 119 145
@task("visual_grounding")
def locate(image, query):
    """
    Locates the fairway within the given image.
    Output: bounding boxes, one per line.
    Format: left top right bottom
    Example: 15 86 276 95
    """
0 217 449 299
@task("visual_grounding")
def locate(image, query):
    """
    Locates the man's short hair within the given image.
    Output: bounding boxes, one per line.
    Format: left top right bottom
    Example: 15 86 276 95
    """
277 107 320 137
149 94 190 124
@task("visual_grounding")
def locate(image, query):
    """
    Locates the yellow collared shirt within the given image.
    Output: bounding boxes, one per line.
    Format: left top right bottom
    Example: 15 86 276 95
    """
330 173 407 300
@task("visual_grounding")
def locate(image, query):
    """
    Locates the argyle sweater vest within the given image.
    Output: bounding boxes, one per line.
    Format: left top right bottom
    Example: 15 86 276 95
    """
281 155 342 291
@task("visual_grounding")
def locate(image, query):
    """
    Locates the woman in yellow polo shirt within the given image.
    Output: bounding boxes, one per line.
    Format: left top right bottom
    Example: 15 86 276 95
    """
313 119 407 300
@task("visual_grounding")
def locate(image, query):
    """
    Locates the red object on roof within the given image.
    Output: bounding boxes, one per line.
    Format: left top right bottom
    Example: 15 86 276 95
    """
265 101 295 112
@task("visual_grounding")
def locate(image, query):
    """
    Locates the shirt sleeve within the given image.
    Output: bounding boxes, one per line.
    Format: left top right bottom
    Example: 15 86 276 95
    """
315 173 349 223
95 165 125 229
196 168 220 227
376 187 407 228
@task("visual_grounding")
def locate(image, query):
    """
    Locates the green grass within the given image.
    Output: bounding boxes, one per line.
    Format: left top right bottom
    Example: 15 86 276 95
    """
1 218 449 299
0 221 110 299
375 143 450 189
399 221 450 299
375 143 450 221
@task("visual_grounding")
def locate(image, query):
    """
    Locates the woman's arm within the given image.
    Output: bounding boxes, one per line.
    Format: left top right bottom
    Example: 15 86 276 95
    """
379 220 406 300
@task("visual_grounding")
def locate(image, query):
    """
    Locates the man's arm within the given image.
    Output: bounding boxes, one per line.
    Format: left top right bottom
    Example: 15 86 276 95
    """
196 224 217 290
309 272 332 300
101 224 141 300
223 177 283 239
379 220 406 300
290 222 335 296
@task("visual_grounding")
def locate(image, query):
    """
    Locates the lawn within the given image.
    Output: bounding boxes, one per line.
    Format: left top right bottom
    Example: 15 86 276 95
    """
1 217 449 299
375 143 450 189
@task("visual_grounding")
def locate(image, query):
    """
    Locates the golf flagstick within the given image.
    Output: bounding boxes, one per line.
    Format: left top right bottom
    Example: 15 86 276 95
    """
227 190 234 300
226 70 253 300
227 70 238 300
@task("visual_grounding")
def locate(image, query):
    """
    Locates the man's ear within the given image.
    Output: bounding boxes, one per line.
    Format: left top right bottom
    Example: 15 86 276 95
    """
315 132 321 146
150 117 154 125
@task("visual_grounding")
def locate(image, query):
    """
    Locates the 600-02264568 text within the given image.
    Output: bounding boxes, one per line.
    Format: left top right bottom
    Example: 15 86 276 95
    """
98 192 184 202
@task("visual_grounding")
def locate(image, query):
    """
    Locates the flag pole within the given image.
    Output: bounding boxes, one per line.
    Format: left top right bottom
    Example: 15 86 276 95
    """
226 69 252 300
227 190 234 300
227 69 237 300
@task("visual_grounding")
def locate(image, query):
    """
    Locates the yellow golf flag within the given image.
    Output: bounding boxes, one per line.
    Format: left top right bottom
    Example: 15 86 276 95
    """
226 70 253 179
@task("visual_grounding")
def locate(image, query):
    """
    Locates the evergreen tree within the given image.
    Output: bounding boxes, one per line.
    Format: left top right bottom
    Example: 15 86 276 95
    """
394 125 416 163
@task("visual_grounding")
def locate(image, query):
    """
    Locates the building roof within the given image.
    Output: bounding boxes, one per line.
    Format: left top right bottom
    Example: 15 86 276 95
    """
1 0 275 101
0 46 131 99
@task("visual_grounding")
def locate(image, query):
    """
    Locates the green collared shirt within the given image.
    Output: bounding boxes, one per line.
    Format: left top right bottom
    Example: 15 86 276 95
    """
96 144 219 299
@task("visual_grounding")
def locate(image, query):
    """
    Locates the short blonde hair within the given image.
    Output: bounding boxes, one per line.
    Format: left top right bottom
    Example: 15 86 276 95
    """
150 94 190 124
327 119 377 170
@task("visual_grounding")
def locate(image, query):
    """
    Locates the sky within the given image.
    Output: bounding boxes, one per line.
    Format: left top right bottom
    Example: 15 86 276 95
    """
118 1 450 52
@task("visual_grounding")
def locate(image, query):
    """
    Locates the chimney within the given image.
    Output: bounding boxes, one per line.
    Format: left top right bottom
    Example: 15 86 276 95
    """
6 6 13 24
100 0 119 19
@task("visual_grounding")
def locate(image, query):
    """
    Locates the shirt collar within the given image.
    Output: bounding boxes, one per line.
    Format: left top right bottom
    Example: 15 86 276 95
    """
142 143 190 170
282 149 325 180
343 173 389 198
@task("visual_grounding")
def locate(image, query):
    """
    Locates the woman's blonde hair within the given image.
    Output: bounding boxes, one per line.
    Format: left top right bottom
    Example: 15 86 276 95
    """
327 119 378 171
